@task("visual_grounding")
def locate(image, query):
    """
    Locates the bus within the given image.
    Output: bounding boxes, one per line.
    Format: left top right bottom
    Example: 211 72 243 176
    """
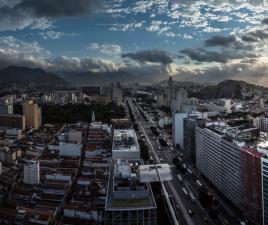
187 168 193 175
177 174 183 182
189 192 196 203
182 187 188 197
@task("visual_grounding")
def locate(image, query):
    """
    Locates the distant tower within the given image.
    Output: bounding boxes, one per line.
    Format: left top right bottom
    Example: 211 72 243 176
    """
92 110 95 122
168 76 174 108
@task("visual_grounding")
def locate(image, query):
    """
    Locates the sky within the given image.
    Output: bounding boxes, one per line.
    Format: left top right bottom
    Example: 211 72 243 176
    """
1 0 268 85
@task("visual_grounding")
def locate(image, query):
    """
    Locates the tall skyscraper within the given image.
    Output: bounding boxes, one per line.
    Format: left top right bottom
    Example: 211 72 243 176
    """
23 100 42 129
172 112 188 149
196 122 247 208
112 84 123 106
172 87 189 113
183 116 205 164
168 76 174 108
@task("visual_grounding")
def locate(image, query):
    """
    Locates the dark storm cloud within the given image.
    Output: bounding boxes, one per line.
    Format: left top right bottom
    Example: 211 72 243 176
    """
242 29 268 42
262 18 268 24
241 34 259 42
0 0 103 30
122 50 173 64
205 35 237 47
18 0 103 18
204 35 251 50
180 48 256 63
180 48 229 63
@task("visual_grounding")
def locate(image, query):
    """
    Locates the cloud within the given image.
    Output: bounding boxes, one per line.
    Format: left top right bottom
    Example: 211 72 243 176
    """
0 36 120 73
242 28 268 42
180 48 229 63
262 18 268 24
38 30 78 40
0 36 51 69
49 56 120 73
204 34 252 51
122 49 173 64
205 35 237 47
180 47 256 63
88 43 122 55
109 21 144 32
171 0 268 6
173 58 268 87
19 0 103 18
0 0 103 31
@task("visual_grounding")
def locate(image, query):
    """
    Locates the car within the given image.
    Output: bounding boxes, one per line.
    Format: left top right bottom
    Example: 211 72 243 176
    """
196 180 203 186
177 174 183 182
188 209 194 216
160 158 163 162
187 168 193 175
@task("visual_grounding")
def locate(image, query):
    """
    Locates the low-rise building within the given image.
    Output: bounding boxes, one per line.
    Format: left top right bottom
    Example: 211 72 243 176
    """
112 129 140 160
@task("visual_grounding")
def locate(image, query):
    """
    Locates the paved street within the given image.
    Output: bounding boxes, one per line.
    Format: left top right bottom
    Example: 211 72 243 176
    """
127 97 243 225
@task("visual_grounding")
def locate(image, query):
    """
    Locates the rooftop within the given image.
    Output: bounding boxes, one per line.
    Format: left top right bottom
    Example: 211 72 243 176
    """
105 159 156 210
112 129 139 152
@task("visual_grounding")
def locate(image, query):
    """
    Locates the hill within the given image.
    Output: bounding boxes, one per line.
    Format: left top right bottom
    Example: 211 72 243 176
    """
61 70 153 86
0 66 68 86
189 80 267 99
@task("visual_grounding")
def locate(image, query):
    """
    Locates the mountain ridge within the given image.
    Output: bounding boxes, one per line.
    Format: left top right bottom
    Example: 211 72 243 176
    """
0 66 68 86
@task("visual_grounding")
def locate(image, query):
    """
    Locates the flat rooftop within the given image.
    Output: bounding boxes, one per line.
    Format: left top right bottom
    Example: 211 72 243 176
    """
138 164 173 183
105 159 156 211
112 129 139 152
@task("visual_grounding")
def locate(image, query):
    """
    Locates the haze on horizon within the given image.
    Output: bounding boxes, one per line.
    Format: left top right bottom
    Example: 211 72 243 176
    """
1 0 268 86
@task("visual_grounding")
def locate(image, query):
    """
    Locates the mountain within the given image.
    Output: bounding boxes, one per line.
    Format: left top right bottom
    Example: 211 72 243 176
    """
61 70 155 86
189 80 268 99
0 66 68 86
157 79 200 87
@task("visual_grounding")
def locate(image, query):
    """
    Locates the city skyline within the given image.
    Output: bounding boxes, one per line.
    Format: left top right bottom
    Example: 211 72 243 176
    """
1 0 268 86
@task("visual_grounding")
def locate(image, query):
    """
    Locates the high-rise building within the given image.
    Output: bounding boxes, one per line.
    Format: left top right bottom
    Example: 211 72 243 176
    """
0 104 13 115
172 87 189 113
172 112 187 149
183 116 205 164
112 85 123 106
105 159 157 225
196 122 259 208
23 100 42 129
23 161 40 185
240 147 263 225
168 76 174 108
261 157 268 225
